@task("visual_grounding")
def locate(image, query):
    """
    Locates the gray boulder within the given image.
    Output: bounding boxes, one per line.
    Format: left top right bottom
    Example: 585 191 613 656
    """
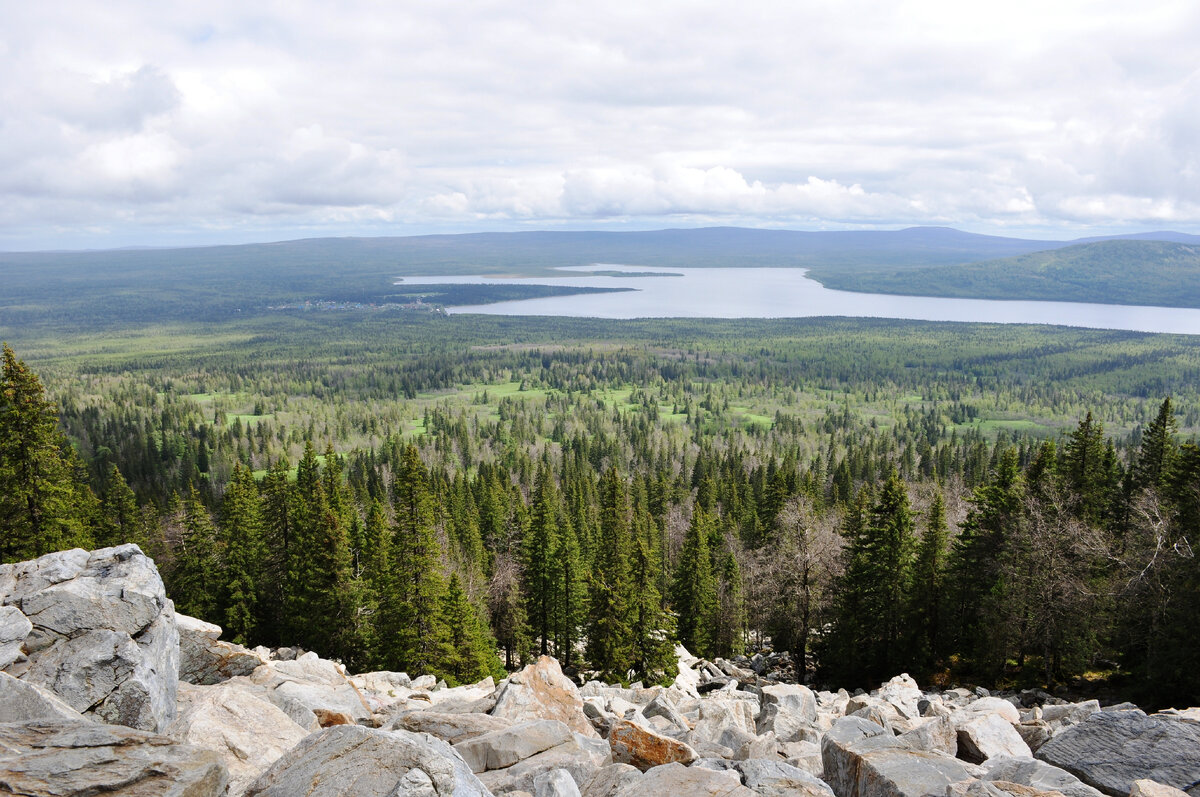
0 718 227 796
392 710 515 744
534 767 583 797
1036 710 1200 796
477 732 611 795
616 762 754 796
0 604 31 669
454 719 574 772
1 545 179 732
167 680 311 796
956 712 1032 763
580 763 644 797
822 715 979 797
736 758 836 797
981 756 1104 797
0 671 88 723
244 724 491 796
177 612 267 685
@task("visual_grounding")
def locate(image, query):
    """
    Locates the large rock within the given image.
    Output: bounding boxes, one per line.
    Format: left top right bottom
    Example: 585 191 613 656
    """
608 717 698 770
244 724 491 796
1036 710 1200 797
392 710 516 744
822 715 979 797
981 756 1105 797
897 715 957 755
758 683 819 742
616 762 754 796
580 763 644 797
0 718 228 796
0 604 31 669
736 758 836 797
478 732 611 794
250 650 373 722
0 671 86 723
177 613 267 685
491 656 598 738
534 767 583 797
956 712 1032 762
0 545 179 732
167 680 311 796
878 675 923 721
454 719 574 772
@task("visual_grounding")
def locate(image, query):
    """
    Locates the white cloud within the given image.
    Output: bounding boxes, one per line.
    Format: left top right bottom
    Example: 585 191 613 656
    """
1 0 1199 247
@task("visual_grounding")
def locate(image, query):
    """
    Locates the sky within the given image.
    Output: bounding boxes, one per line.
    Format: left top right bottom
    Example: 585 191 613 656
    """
2 1 1199 250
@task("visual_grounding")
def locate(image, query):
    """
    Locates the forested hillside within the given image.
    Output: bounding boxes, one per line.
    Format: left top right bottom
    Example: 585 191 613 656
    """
3 314 1199 706
810 240 1200 308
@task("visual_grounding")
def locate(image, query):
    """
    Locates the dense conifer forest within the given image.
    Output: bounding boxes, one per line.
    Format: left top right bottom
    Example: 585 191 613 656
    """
2 313 1199 706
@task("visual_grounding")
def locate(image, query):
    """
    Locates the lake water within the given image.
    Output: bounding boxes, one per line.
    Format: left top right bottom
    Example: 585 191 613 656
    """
397 265 1200 335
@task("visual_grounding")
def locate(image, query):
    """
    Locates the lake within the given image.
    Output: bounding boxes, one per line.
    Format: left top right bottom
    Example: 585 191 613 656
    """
397 265 1200 334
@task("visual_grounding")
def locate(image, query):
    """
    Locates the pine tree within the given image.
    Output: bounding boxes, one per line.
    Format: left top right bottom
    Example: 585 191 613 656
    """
551 515 586 668
385 444 450 676
97 464 143 549
1134 398 1177 493
172 486 221 622
671 507 717 657
0 344 88 561
909 492 949 668
220 464 265 645
587 467 633 676
525 465 559 655
258 456 293 646
442 573 502 685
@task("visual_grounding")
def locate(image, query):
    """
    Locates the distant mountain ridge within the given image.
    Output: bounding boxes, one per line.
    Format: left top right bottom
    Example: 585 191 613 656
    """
4 226 1200 330
809 239 1200 308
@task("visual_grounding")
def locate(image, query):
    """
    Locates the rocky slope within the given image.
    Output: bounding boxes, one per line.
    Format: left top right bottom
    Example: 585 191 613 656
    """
2 544 1198 797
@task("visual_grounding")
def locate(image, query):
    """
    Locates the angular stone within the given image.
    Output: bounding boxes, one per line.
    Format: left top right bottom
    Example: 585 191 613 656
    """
177 612 267 686
617 762 754 796
244 725 491 796
878 674 923 720
0 604 31 669
737 758 837 797
898 715 957 755
1 545 179 733
982 756 1105 797
956 712 1032 762
251 652 373 722
1040 701 1100 727
580 763 645 797
1036 710 1200 797
391 710 515 744
0 671 87 723
491 656 598 738
761 683 819 724
822 715 980 797
608 717 698 770
1130 780 1191 797
478 732 611 795
534 767 584 797
963 698 1022 725
167 680 310 796
0 718 227 797
693 697 757 745
454 718 573 772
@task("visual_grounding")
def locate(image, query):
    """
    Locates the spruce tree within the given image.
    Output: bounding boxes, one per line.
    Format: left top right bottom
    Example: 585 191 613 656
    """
0 343 88 561
909 492 949 668
172 486 221 622
1134 398 1177 493
525 465 559 655
220 464 265 645
98 464 143 549
442 572 502 685
385 444 450 676
551 515 586 668
587 467 633 676
258 456 293 646
671 507 717 657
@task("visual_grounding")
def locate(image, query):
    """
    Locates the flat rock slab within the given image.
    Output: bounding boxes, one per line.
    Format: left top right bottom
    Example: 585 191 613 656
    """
391 710 514 744
0 671 86 724
1036 710 1200 797
454 719 573 772
245 724 491 796
177 613 267 686
0 718 228 797
0 605 31 670
982 755 1104 797
617 762 754 796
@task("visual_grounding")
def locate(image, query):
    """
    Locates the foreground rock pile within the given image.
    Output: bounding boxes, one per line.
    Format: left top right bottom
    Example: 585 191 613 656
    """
2 545 1198 797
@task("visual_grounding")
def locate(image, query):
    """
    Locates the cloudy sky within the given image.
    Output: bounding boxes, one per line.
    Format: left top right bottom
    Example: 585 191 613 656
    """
2 1 1199 249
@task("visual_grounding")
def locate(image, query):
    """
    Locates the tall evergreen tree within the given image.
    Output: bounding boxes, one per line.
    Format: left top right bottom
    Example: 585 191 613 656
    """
671 507 717 656
442 573 502 685
1133 398 1177 493
525 465 559 655
385 444 450 675
97 464 143 549
172 486 221 622
587 467 633 676
551 515 586 668
220 463 265 645
909 492 949 668
0 344 88 561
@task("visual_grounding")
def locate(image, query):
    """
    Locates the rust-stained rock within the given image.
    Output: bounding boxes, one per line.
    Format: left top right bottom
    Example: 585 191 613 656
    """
491 655 599 738
177 613 267 686
313 707 355 727
608 717 698 771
